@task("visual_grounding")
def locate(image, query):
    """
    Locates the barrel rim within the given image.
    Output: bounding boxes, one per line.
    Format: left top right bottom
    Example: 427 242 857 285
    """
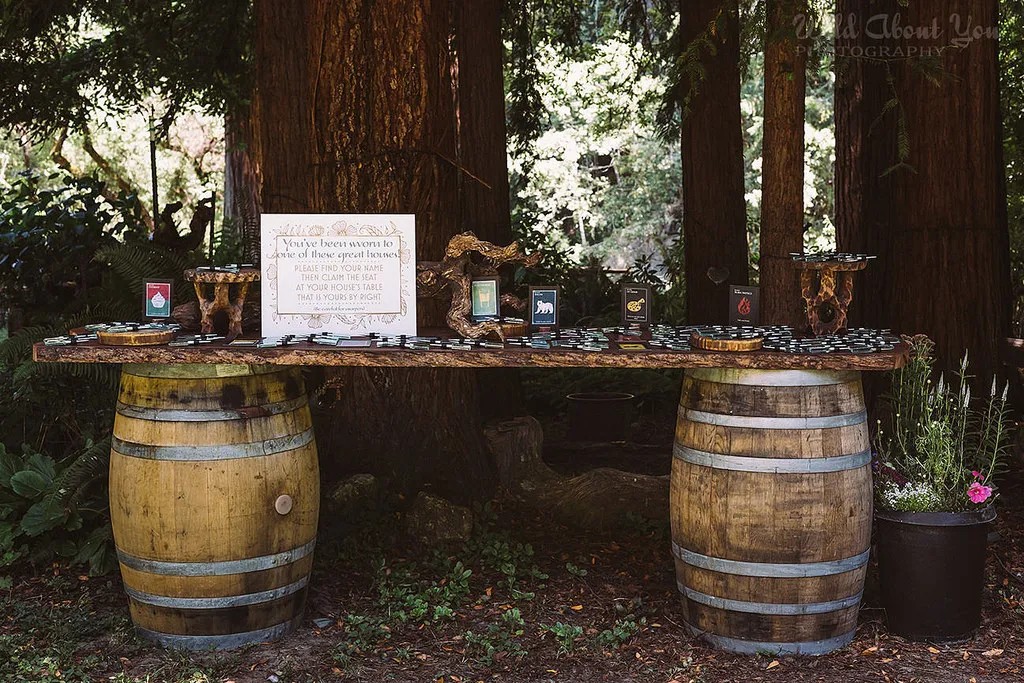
134 616 302 651
679 406 867 430
678 583 864 615
672 543 870 577
111 427 315 461
116 395 309 422
684 623 856 656
672 444 872 473
125 576 309 609
124 363 284 378
686 368 860 386
117 538 317 576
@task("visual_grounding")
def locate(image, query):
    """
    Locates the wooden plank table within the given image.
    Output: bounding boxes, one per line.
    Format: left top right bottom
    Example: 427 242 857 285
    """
33 338 906 654
34 339 908 370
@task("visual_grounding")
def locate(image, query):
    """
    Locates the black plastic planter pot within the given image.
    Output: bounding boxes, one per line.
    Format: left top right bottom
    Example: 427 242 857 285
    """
565 392 635 442
876 507 996 641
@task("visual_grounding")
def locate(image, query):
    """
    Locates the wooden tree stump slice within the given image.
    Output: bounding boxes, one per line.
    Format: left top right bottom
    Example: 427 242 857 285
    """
97 329 178 346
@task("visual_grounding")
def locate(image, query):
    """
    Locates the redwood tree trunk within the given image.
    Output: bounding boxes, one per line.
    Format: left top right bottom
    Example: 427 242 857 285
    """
680 0 749 324
835 1 1010 377
760 0 807 326
251 0 511 502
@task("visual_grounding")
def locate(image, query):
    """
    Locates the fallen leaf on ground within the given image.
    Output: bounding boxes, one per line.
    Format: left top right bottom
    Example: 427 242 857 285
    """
570 604 584 611
766 660 779 670
928 647 941 654
983 649 1004 657
862 646 878 654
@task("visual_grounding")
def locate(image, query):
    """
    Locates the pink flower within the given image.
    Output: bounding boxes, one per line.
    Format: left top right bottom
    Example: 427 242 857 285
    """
967 482 993 504
971 470 983 480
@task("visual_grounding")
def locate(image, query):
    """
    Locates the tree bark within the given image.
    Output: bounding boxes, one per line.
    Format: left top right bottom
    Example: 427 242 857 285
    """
680 0 750 324
224 103 262 263
760 0 807 326
251 0 512 502
835 0 1010 378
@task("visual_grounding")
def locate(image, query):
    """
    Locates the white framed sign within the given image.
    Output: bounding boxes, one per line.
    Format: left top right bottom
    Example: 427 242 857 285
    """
261 214 417 336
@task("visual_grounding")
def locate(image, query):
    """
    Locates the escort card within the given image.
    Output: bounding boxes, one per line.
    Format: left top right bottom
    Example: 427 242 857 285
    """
261 214 416 336
729 284 760 325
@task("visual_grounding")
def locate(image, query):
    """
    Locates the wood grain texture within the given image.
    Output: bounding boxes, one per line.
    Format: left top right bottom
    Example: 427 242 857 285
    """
110 364 319 642
35 341 908 371
671 368 871 650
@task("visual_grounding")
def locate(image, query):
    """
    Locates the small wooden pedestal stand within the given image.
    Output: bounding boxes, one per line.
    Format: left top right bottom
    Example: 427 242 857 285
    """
184 267 260 339
794 256 869 336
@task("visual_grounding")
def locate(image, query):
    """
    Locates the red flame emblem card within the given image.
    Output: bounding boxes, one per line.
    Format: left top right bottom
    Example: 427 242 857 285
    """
729 285 760 325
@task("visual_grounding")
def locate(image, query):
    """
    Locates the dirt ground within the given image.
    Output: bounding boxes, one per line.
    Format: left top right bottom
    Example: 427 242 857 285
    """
2 439 1023 683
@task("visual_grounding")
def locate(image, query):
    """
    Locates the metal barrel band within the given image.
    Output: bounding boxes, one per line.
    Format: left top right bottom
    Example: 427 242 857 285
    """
124 576 309 610
672 543 870 578
123 363 283 379
134 616 302 651
684 623 856 656
111 428 315 461
673 444 871 474
677 583 863 615
685 368 859 387
117 538 317 576
679 407 867 430
116 395 309 422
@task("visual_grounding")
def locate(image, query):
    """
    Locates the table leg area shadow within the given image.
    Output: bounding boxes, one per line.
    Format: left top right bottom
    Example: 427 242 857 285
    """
109 363 319 649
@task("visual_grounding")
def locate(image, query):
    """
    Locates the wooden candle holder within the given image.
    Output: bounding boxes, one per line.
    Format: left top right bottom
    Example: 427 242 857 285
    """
793 254 872 336
184 267 260 339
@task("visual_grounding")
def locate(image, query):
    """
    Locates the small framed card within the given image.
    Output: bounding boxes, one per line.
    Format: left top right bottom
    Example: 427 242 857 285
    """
729 284 760 325
144 280 174 319
471 276 501 321
529 286 560 331
621 284 651 326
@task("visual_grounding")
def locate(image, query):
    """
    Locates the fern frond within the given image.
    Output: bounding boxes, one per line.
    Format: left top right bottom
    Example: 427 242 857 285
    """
54 437 111 506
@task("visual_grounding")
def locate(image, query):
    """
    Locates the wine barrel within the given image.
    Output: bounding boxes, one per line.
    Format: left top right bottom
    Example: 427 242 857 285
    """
671 368 872 655
110 364 320 650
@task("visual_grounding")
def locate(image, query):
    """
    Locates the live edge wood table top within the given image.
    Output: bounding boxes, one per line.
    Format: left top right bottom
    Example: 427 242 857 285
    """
34 340 908 371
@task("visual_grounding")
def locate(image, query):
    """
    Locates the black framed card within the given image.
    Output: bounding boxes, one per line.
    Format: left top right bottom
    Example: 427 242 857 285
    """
471 276 501 321
528 286 560 331
621 284 651 326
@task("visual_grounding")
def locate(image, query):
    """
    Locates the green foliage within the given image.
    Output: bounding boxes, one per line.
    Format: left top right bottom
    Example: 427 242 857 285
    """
0 441 116 575
0 169 198 575
463 607 528 665
374 559 473 624
0 171 145 313
0 1 251 137
541 621 584 654
875 338 1013 513
596 617 644 648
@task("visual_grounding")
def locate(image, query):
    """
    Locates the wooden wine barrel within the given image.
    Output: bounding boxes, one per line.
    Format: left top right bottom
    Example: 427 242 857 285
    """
109 363 320 650
671 368 872 655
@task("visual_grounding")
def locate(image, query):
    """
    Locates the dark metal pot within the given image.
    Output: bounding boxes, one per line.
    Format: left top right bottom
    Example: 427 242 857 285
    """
876 506 996 641
565 392 635 442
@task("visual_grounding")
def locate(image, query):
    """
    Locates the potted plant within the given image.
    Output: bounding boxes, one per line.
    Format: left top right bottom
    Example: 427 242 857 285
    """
873 336 1012 641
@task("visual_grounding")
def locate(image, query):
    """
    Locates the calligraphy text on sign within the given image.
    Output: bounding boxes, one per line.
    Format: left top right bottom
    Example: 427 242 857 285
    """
276 236 402 315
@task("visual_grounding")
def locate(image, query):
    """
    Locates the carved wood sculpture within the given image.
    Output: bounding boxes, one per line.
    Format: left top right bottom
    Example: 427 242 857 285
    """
794 255 871 336
154 196 215 252
184 267 260 340
417 232 541 340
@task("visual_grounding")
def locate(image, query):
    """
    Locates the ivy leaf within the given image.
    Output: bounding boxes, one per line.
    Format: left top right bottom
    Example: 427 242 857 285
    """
9 470 49 498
